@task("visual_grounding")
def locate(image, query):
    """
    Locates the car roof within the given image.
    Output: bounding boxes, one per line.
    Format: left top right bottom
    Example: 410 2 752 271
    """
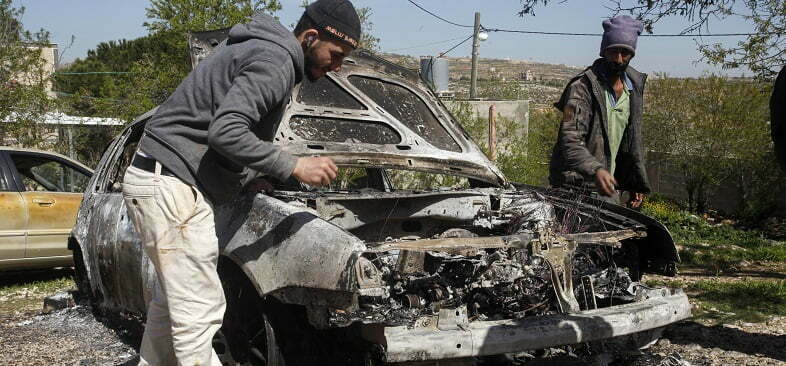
0 146 94 173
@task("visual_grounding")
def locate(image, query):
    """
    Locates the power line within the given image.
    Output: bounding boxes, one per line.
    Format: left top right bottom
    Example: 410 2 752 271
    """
406 0 766 38
55 71 132 75
387 36 469 52
406 0 473 28
483 27 767 37
437 35 473 57
53 91 122 102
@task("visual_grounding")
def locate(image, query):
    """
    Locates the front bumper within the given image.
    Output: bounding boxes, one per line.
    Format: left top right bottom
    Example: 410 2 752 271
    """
369 289 691 363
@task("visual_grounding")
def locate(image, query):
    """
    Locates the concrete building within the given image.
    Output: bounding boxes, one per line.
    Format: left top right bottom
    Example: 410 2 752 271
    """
13 44 58 96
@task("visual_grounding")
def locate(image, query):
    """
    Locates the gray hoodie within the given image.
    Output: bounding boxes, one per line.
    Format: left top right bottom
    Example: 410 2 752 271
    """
138 13 304 203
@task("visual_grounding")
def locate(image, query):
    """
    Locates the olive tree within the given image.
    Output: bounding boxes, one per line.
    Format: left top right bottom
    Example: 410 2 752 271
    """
644 75 775 213
518 0 786 78
145 0 281 34
0 0 58 147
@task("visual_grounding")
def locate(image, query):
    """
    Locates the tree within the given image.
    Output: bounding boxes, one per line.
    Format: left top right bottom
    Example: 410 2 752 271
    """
449 102 559 185
55 1 282 164
518 0 786 78
55 31 186 107
56 0 281 114
356 7 380 51
145 0 281 34
0 0 58 147
643 76 775 213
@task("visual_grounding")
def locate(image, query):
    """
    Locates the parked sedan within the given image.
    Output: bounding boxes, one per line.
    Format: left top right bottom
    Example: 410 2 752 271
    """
0 147 92 271
71 46 689 365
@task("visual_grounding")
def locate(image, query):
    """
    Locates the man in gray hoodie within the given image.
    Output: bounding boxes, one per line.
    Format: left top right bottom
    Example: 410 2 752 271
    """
121 1 361 364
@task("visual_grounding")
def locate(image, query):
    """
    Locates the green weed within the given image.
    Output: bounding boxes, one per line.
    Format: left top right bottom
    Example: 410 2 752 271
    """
645 278 786 323
690 280 786 323
641 196 786 266
0 270 75 314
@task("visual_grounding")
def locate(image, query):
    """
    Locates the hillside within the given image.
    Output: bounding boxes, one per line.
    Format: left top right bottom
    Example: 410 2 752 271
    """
380 53 583 107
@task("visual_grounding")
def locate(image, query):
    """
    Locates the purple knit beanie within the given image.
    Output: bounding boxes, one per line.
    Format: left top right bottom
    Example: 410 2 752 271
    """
600 15 644 56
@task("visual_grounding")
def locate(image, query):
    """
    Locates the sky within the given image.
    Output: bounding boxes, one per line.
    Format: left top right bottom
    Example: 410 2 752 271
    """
14 0 758 77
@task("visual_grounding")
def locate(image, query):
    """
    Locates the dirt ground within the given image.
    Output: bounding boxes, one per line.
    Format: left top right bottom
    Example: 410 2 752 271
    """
639 266 786 366
0 268 784 365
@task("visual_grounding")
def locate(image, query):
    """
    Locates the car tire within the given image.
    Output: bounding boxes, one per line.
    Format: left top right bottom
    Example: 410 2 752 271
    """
216 261 286 366
72 244 93 302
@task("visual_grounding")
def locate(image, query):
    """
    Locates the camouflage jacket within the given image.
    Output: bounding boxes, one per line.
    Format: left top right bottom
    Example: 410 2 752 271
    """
549 58 651 194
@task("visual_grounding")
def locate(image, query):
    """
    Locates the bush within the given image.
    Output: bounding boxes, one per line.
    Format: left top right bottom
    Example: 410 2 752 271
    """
644 76 774 214
642 195 786 266
447 101 559 186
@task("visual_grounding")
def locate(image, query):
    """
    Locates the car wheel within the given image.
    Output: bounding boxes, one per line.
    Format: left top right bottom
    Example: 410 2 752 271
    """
72 244 93 302
216 262 285 366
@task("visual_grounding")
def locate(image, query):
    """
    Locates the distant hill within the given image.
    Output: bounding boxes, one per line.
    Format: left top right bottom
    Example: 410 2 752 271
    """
380 53 583 107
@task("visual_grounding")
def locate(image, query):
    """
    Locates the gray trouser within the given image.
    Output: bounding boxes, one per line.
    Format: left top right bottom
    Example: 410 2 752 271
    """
123 164 225 366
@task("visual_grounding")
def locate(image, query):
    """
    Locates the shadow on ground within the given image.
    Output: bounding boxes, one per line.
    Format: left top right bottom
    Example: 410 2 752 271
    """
0 267 74 288
664 320 786 362
680 268 786 280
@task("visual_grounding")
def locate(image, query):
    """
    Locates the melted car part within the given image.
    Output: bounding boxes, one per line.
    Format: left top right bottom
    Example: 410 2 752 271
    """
330 221 648 328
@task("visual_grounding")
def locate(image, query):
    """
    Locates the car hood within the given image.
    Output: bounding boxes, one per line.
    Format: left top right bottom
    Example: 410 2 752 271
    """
188 30 507 187
277 50 507 186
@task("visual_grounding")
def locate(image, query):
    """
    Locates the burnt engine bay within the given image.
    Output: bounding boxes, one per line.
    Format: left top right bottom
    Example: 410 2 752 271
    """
274 188 652 327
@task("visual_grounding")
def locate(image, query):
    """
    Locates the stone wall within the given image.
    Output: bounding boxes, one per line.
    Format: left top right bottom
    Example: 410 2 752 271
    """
644 152 781 215
445 100 529 134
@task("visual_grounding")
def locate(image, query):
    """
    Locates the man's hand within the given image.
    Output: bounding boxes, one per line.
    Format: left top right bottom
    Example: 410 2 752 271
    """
626 192 645 209
243 177 274 194
291 157 338 186
594 168 617 197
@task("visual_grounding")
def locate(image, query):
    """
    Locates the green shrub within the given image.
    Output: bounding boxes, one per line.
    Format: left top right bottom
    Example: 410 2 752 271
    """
642 195 786 265
690 280 786 322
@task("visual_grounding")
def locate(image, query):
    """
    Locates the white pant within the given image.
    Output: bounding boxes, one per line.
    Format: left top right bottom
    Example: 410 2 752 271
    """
123 164 225 366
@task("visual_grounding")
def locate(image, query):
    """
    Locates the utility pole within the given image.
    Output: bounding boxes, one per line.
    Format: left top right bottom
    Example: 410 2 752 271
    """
469 12 481 100
488 104 497 161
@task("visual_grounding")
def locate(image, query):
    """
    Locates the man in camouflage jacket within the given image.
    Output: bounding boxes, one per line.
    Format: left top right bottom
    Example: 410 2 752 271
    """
549 15 651 207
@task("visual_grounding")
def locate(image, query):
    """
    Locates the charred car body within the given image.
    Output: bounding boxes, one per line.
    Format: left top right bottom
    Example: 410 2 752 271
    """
70 44 690 364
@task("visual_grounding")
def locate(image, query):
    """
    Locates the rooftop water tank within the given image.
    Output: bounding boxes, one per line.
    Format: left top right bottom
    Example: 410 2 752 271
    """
420 56 450 93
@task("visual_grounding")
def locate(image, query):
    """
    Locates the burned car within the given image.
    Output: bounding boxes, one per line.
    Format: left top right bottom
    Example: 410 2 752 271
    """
70 49 690 365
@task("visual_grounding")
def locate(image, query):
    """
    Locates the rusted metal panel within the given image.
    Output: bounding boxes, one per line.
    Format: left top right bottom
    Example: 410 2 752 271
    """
274 51 508 187
379 290 691 362
366 229 642 252
23 192 82 258
215 193 365 307
0 192 27 263
187 28 230 69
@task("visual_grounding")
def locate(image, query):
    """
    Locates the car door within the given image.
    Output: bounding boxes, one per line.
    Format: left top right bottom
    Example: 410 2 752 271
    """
0 152 27 265
7 152 91 259
83 121 150 313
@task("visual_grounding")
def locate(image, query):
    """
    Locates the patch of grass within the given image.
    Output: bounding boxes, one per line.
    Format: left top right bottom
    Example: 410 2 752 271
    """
0 270 74 295
690 280 786 323
0 270 75 315
644 278 786 323
641 196 786 266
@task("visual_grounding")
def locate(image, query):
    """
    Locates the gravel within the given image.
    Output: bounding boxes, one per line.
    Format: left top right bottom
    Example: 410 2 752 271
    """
0 294 783 365
0 305 139 365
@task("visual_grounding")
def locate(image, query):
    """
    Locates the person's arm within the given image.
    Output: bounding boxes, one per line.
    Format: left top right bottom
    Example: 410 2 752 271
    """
557 81 614 195
207 59 337 186
626 192 645 208
208 59 297 180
